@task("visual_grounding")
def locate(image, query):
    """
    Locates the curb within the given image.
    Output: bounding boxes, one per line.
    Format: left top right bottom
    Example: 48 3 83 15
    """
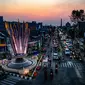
5 71 32 80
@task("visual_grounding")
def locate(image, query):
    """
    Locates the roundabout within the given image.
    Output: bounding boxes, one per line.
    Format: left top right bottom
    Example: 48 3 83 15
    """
2 57 37 75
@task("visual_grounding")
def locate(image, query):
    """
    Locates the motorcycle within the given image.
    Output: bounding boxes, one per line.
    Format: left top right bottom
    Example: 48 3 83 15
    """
44 69 47 80
48 59 51 67
55 67 58 73
55 63 58 73
50 69 53 80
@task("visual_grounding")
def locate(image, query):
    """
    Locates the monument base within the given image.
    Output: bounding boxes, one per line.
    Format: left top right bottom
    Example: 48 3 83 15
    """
7 58 33 69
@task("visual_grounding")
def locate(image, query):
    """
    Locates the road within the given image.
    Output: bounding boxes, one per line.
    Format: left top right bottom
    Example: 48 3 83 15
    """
31 36 85 85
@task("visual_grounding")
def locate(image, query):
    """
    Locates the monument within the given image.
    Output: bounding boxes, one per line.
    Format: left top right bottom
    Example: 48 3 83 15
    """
3 21 37 73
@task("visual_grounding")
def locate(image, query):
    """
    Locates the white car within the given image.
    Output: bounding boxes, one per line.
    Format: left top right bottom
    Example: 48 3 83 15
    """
65 48 70 55
53 53 59 60
42 57 48 67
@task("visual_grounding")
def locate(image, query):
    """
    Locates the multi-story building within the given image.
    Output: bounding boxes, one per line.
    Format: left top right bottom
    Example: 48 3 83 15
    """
0 16 7 53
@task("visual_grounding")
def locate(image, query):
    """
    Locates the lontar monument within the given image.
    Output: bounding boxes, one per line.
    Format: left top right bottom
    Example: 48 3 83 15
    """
2 20 37 74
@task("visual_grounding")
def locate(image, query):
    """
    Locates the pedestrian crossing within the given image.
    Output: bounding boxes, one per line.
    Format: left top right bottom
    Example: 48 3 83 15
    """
59 61 83 69
0 76 21 85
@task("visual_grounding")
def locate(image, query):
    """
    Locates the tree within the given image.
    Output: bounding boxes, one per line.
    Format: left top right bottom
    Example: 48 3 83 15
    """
68 29 75 39
70 9 85 38
70 9 85 23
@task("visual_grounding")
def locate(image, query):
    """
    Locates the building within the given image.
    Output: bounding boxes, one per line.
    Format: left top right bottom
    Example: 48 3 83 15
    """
28 21 42 31
36 23 42 30
0 16 5 31
0 16 8 54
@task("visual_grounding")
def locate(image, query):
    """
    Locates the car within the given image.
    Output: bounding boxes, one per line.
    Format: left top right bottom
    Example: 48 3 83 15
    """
36 66 41 71
68 45 73 49
64 45 68 48
42 58 48 67
65 49 70 55
53 52 59 60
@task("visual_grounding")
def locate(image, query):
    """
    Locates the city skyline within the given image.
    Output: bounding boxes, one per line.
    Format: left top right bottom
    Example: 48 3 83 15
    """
0 0 85 25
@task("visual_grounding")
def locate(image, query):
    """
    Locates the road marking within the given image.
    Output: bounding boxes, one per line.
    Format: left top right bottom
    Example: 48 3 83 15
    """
65 63 67 67
75 68 82 78
76 63 80 68
62 63 64 67
72 63 75 68
60 62 82 69
74 63 76 68
0 76 20 85
67 63 69 67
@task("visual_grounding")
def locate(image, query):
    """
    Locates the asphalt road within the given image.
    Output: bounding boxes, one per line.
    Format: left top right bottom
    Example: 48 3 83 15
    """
31 36 85 85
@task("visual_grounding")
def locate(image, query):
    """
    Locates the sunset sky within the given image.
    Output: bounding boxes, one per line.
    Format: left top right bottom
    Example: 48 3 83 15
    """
0 0 85 25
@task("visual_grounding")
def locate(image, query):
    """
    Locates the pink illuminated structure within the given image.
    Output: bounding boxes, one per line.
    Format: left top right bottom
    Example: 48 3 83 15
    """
5 21 30 55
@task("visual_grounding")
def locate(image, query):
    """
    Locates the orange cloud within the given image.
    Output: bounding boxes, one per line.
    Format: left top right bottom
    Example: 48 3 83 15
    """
0 0 85 25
